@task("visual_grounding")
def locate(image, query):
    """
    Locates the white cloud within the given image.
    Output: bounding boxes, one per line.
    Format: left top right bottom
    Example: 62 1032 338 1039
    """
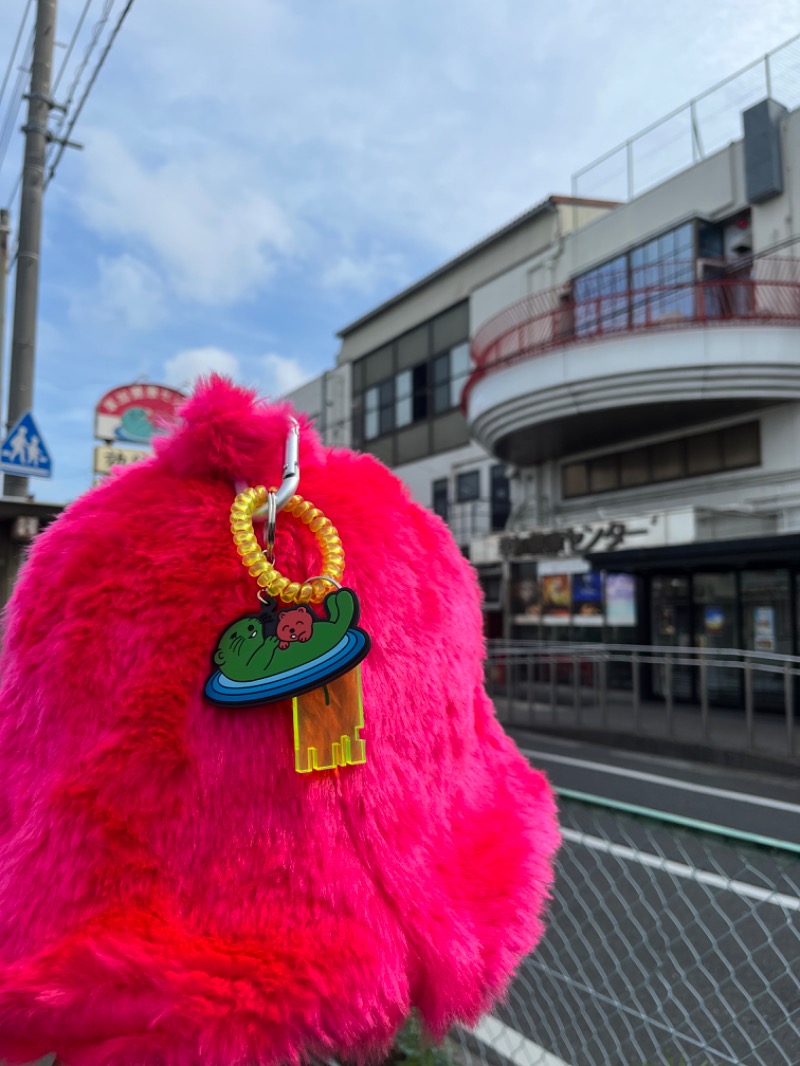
69 253 165 331
76 130 293 306
164 347 241 391
321 250 408 294
261 353 312 397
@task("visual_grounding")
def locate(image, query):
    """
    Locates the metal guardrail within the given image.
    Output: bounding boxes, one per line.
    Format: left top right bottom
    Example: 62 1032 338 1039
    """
484 641 799 764
571 33 800 202
464 258 800 409
446 794 800 1066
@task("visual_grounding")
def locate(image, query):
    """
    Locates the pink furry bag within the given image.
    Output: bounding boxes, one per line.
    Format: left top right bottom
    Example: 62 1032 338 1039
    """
0 378 559 1066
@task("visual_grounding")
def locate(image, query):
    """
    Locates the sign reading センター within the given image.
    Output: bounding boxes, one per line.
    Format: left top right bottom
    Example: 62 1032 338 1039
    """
95 384 185 444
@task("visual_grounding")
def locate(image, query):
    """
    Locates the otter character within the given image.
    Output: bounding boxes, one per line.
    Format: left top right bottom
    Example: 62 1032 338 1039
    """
213 587 356 683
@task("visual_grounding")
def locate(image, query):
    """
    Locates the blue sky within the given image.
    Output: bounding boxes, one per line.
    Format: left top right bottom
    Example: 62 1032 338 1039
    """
0 0 797 502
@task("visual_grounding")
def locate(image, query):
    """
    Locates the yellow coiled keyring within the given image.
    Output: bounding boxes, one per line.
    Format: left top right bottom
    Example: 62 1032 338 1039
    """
230 485 344 604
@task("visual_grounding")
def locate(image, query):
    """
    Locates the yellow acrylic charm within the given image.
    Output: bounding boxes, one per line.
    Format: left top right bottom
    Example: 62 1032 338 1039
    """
292 667 366 773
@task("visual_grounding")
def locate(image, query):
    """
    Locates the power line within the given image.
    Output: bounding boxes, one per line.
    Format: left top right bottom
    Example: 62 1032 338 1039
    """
47 0 114 158
51 0 95 97
0 31 33 183
0 0 33 119
47 0 136 187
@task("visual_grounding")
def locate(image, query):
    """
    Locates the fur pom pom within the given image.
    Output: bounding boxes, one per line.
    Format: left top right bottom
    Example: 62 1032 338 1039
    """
0 377 559 1066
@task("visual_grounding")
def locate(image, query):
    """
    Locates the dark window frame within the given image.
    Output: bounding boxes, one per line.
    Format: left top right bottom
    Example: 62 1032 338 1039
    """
456 469 481 502
351 301 470 458
432 478 449 521
561 421 761 500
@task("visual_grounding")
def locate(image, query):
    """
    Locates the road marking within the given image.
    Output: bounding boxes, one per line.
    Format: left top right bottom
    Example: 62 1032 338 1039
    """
562 827 800 911
469 1015 573 1066
521 748 800 813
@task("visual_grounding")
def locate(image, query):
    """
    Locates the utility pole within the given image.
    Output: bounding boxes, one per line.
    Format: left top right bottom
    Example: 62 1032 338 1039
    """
0 209 9 440
4 0 58 499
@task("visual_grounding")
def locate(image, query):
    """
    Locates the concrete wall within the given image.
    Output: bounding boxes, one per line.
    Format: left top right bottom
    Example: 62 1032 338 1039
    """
547 404 800 534
393 440 494 508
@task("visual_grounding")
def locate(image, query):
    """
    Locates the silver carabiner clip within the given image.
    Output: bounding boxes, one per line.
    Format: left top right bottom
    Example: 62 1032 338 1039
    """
274 417 300 510
240 417 300 520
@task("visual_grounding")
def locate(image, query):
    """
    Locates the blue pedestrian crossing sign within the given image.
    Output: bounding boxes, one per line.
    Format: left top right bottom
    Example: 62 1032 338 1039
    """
0 411 53 478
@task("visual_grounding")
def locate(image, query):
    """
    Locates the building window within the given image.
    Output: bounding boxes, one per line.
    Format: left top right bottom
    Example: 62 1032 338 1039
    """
432 352 450 414
412 363 429 421
574 254 628 336
364 387 379 440
395 370 412 428
573 221 696 339
352 300 469 462
490 463 511 531
630 222 694 324
431 342 471 415
432 478 449 521
562 462 589 498
456 469 481 502
620 447 648 487
561 421 761 499
589 454 619 493
365 379 395 440
723 421 760 469
450 342 471 407
651 439 684 482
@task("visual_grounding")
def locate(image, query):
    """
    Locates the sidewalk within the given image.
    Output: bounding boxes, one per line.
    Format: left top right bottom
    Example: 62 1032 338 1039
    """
490 682 800 778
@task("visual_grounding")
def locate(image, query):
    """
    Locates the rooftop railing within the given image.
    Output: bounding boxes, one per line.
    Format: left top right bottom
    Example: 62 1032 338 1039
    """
463 256 800 410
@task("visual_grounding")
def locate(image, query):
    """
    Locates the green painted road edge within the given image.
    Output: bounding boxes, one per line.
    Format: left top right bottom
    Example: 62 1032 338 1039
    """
557 786 800 857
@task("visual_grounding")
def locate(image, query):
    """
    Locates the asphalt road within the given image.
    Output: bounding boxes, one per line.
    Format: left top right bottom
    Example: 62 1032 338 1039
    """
485 733 800 1066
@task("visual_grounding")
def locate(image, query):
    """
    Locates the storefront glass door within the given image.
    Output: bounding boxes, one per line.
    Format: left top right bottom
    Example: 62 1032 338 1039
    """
741 570 791 710
693 572 739 704
650 575 693 700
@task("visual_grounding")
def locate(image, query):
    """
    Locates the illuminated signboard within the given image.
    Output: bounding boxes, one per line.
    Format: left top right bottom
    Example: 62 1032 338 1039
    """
95 383 186 444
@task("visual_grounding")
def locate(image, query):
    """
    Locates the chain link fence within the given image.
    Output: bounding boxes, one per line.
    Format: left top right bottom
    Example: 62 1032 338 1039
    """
572 33 800 202
444 795 800 1066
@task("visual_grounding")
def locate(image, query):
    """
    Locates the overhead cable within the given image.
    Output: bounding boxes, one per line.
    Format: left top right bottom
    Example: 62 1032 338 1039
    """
0 0 33 118
47 0 136 187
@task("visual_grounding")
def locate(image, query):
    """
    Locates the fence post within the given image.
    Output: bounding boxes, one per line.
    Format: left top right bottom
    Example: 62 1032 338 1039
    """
573 650 581 721
506 655 513 723
527 654 534 725
700 655 710 741
632 651 641 731
785 663 794 756
665 654 674 736
550 651 556 722
745 660 755 751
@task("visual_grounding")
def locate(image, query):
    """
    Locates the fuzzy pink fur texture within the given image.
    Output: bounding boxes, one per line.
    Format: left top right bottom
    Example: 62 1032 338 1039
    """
0 377 559 1066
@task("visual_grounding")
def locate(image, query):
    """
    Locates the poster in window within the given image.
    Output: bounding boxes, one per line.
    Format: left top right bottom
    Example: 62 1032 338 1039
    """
541 574 571 617
510 576 541 619
704 606 725 634
754 606 776 652
606 573 636 627
571 572 603 617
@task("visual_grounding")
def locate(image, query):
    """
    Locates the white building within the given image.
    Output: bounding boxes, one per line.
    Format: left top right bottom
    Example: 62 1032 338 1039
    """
286 45 800 688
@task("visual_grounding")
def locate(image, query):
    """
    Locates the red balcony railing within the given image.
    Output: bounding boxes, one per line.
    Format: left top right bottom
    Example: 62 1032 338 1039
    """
463 256 800 410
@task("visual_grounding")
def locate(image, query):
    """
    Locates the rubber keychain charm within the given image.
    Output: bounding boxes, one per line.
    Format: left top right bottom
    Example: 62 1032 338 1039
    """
205 473 370 774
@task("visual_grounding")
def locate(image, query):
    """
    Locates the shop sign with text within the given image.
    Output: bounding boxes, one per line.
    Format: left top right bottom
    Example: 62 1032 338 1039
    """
95 383 186 444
